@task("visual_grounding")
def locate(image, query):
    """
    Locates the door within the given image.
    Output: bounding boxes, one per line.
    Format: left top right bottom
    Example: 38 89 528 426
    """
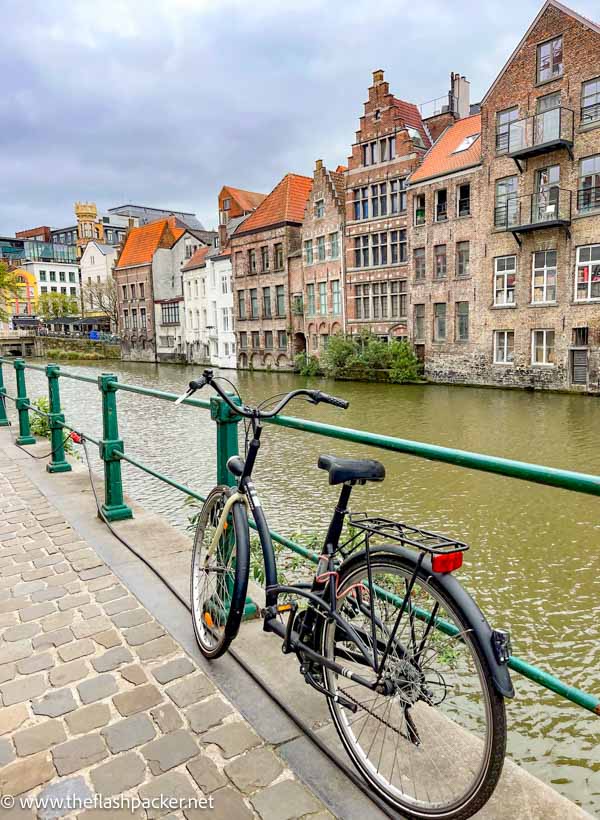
535 165 560 223
571 349 588 385
535 92 560 144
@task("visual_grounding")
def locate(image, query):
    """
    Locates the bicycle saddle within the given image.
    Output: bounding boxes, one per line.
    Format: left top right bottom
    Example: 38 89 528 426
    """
318 454 385 485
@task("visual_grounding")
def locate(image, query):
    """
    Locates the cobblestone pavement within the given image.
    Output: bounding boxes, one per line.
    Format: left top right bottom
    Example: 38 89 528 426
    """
0 456 332 820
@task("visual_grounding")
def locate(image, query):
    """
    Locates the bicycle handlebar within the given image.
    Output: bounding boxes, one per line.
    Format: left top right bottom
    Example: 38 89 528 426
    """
176 369 349 418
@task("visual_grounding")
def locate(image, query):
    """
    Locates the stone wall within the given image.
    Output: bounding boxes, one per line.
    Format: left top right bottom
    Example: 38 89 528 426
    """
34 336 121 360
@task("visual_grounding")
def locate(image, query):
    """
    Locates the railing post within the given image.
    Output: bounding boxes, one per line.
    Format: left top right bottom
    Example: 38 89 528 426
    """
13 358 35 445
210 394 242 486
0 358 10 427
45 364 71 474
98 374 132 522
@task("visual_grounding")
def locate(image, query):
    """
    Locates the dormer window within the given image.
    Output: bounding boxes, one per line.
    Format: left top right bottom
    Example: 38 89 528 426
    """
407 127 425 148
452 134 480 153
537 36 563 84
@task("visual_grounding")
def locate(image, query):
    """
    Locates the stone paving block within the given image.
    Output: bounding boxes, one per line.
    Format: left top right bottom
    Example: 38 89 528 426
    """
0 703 28 735
14 719 67 756
152 657 195 685
80 603 102 620
141 729 199 775
89 750 146 796
104 596 138 615
52 531 81 546
200 722 261 759
3 622 40 642
113 608 152 628
33 555 64 569
0 611 18 627
0 672 46 705
225 746 284 794
66 702 112 735
151 702 183 734
186 697 233 734
166 674 215 708
53 733 108 775
102 713 156 753
46 571 78 588
32 687 77 717
138 771 199 820
32 626 73 650
78 673 118 704
0 639 33 665
71 555 103 572
0 595 30 612
93 628 121 648
12 580 46 596
136 635 179 661
49 659 89 687
113 683 162 716
17 652 54 675
187 786 253 820
21 567 54 582
92 646 133 673
121 664 147 685
58 638 95 662
250 779 322 820
187 755 227 793
0 750 55 795
37 776 93 820
0 662 16 683
79 565 111 581
58 593 90 611
0 735 16 766
72 616 111 639
95 584 127 603
31 586 66 603
124 621 165 647
88 575 118 592
41 609 74 631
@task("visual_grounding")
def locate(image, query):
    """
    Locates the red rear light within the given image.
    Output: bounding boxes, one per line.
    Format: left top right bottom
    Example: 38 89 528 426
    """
70 432 82 444
432 551 463 573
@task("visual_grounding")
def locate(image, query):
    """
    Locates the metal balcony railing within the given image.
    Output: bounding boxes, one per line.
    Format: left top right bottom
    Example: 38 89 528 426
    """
507 107 574 159
494 188 572 233
581 99 600 127
458 197 471 217
577 185 600 213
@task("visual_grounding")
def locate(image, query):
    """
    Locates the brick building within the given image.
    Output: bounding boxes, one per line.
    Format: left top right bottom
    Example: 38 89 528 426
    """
344 70 433 341
298 160 346 357
231 173 313 369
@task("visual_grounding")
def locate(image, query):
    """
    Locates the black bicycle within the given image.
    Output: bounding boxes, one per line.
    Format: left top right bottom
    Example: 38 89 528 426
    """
176 370 514 820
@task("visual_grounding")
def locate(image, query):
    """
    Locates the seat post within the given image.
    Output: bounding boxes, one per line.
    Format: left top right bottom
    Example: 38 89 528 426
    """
324 482 353 553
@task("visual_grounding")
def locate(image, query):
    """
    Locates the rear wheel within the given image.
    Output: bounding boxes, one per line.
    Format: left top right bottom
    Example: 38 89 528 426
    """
191 486 250 659
320 551 506 819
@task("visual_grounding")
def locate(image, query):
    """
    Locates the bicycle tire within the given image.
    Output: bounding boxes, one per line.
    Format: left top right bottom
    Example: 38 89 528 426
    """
190 485 250 659
320 550 506 820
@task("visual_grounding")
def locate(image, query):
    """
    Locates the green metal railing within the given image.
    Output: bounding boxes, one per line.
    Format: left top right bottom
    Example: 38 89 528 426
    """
0 355 598 717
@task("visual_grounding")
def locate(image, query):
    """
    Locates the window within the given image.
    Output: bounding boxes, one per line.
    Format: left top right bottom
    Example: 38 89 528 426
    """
59 271 65 282
41 286 47 294
49 271 56 281
354 284 370 319
222 307 232 331
39 270 46 281
250 288 258 318
434 245 447 279
307 284 315 314
248 249 257 273
315 199 325 218
414 248 426 281
239 331 247 349
435 189 447 221
131 283 136 299
277 330 287 350
261 246 269 271
123 310 129 329
275 284 285 316
537 36 563 84
390 178 407 214
221 274 228 295
372 232 387 266
329 232 339 259
495 176 518 228
575 244 600 301
372 283 386 318
414 194 425 225
304 239 313 265
453 134 479 153
69 287 76 296
354 236 369 267
494 331 514 364
494 256 517 305
407 127 425 148
353 187 369 220
139 282 145 299
573 326 589 346
318 282 327 314
380 136 395 161
456 302 469 341
456 242 470 278
414 304 425 341
496 107 518 154
371 183 387 217
532 329 555 365
121 284 127 300
131 309 138 329
252 331 260 349
140 308 146 328
332 280 341 314
274 243 284 270
223 197 231 211
362 141 377 166
457 183 471 217
433 303 446 341
237 290 246 319
262 287 271 318
578 155 600 212
161 303 180 324
391 230 407 264
316 236 326 261
532 250 557 303
390 280 407 318
68 272 75 283
581 77 600 126
264 330 273 349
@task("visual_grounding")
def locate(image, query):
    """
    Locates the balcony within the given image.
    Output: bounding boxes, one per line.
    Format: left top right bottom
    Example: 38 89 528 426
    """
507 107 574 167
495 189 572 243
577 185 600 214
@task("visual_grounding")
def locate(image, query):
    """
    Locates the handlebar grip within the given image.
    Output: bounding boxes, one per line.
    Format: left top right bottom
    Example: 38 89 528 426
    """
315 391 349 409
188 378 205 391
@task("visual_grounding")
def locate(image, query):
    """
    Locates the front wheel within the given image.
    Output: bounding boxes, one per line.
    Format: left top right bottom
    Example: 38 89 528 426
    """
320 551 506 820
191 486 250 659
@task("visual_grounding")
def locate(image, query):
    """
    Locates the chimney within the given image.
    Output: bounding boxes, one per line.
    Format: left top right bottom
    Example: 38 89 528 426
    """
451 72 471 119
218 223 228 250
373 69 385 85
315 159 323 171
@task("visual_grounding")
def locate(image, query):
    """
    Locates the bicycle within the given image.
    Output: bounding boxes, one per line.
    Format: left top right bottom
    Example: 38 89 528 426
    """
176 370 514 820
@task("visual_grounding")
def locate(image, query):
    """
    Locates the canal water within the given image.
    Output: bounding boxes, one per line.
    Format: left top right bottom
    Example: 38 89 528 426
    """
4 359 599 813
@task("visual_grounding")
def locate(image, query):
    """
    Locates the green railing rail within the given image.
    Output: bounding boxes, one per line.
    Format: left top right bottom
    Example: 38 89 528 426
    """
0 356 598 718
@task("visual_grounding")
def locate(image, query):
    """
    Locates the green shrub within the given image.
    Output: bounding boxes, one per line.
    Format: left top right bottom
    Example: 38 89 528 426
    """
28 397 76 455
294 353 321 376
389 340 420 383
322 334 359 376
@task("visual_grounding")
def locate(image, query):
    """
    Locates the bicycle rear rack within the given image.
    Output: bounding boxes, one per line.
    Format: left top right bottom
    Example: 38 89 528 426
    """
341 513 469 557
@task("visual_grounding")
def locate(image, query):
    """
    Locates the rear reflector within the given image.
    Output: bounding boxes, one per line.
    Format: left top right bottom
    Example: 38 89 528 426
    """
432 552 463 573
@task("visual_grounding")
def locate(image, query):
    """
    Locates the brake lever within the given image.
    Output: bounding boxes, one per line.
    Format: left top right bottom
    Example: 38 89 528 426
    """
174 388 195 406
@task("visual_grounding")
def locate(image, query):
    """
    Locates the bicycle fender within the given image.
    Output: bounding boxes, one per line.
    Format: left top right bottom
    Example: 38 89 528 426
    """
340 545 515 699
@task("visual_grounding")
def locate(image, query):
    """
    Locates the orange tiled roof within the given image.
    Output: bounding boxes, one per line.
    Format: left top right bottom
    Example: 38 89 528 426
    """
235 173 313 234
223 186 267 213
410 114 481 183
116 219 170 268
181 246 210 272
393 98 431 148
335 165 348 173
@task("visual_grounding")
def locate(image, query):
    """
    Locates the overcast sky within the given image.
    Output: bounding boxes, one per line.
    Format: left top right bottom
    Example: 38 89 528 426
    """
0 0 596 235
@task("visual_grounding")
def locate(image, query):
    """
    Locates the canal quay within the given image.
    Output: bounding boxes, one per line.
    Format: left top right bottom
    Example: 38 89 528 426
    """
0 357 598 817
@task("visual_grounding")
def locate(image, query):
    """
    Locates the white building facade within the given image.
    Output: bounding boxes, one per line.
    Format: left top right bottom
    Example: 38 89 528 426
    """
22 261 80 305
